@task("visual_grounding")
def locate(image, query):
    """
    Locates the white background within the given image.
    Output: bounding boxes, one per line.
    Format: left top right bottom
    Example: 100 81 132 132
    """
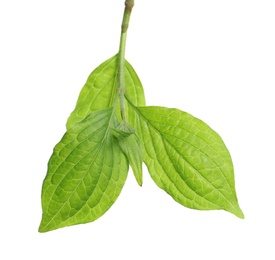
1 0 274 259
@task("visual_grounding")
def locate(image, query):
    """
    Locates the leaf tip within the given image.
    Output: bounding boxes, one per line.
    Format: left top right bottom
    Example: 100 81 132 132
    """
38 224 46 233
235 208 245 219
38 216 55 233
38 218 50 233
38 221 58 233
227 203 245 219
137 179 143 187
133 168 143 187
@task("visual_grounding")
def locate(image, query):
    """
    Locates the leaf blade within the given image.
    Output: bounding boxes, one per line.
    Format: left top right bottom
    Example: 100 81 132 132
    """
120 134 143 186
39 108 129 232
112 122 143 186
129 105 243 218
66 55 145 129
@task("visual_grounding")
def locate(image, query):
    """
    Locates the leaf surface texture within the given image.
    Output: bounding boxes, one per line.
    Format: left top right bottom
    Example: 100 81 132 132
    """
39 108 128 232
66 55 145 129
128 105 244 218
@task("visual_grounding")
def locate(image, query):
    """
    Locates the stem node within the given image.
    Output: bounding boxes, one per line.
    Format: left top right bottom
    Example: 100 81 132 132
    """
125 0 134 11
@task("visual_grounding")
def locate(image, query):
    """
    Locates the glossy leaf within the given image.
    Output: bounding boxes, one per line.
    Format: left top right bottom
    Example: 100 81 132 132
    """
66 55 145 129
128 105 244 218
39 108 128 232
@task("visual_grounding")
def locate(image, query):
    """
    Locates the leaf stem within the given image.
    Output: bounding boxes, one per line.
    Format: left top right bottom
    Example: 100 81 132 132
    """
118 0 134 122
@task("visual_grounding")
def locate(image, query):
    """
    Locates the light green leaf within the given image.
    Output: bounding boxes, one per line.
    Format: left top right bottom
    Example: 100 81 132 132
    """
66 54 145 129
111 124 134 139
112 122 143 186
128 105 244 218
39 108 129 232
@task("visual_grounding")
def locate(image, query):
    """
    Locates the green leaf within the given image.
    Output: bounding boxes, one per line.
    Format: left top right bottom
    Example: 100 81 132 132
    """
111 124 134 139
128 105 244 218
66 55 145 129
112 122 143 186
39 108 129 232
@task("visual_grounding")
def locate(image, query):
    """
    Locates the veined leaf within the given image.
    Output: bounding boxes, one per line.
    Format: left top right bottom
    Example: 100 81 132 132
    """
39 0 244 233
128 105 244 218
39 108 128 232
66 55 145 129
112 122 143 186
